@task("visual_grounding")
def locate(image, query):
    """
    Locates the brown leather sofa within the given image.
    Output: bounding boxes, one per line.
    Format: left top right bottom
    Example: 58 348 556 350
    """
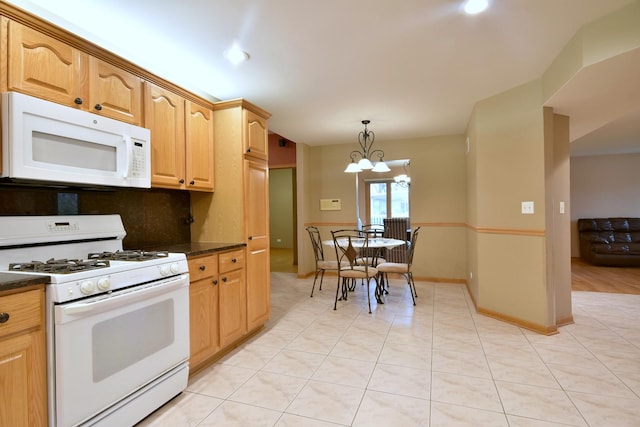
577 218 640 267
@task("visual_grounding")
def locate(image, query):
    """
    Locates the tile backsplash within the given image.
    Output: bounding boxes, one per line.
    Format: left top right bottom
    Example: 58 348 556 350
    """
0 184 192 249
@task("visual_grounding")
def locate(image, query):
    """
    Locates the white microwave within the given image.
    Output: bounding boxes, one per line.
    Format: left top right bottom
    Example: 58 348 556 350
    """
1 91 151 188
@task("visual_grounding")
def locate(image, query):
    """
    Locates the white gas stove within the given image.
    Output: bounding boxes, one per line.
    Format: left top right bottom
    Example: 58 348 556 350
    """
0 215 190 427
0 215 188 303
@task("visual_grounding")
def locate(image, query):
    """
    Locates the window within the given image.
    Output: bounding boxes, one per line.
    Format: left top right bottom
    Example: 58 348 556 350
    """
366 180 410 225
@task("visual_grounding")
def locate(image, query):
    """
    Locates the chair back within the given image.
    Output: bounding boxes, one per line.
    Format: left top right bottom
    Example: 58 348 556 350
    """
331 229 373 273
383 217 410 262
407 227 421 267
358 224 383 259
306 226 325 264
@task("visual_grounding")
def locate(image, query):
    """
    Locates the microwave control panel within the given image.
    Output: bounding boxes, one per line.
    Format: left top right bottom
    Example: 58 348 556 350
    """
131 140 146 177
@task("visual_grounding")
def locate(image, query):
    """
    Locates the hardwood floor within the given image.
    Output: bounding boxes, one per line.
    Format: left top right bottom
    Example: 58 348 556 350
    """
571 257 640 295
270 247 297 273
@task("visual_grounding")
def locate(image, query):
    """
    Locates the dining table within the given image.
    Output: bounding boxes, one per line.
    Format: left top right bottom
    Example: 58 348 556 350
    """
322 236 407 303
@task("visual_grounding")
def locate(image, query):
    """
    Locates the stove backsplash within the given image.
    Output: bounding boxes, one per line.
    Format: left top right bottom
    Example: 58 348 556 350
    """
0 185 191 249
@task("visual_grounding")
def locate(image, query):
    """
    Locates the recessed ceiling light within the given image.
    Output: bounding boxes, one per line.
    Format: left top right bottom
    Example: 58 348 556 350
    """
224 43 250 66
463 0 488 14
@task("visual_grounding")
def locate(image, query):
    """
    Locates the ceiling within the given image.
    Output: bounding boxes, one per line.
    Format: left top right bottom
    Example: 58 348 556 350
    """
6 0 639 154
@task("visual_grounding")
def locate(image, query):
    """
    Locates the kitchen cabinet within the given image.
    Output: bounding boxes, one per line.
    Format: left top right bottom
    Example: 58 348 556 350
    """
218 249 247 347
244 159 271 330
187 248 246 373
7 20 142 125
244 109 269 160
0 287 47 427
145 81 214 191
192 99 271 333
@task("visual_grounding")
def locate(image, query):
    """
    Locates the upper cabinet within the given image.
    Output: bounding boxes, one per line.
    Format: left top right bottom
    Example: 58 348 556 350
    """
244 109 269 160
144 82 214 192
7 20 142 125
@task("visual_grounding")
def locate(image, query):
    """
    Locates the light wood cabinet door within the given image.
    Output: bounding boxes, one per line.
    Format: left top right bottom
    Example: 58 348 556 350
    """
185 100 215 191
8 20 88 107
0 288 47 427
245 159 270 331
188 275 219 370
88 57 142 125
145 82 186 189
244 109 269 160
219 268 247 348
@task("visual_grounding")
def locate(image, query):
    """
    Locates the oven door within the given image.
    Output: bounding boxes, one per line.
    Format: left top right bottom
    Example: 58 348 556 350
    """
52 274 189 427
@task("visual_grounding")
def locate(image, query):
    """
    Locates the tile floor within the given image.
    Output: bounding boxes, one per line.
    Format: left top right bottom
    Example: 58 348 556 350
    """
138 272 640 426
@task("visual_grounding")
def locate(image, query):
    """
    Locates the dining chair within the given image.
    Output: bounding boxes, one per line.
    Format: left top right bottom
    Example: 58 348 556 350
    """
376 226 421 305
306 226 341 297
356 224 387 267
331 229 380 313
383 217 411 263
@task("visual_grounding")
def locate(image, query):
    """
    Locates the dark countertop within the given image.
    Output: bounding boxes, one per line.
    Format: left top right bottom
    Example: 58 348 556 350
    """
0 273 49 293
150 242 246 258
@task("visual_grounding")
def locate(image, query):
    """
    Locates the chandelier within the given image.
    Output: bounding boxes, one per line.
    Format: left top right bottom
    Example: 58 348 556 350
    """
344 120 390 173
393 160 411 187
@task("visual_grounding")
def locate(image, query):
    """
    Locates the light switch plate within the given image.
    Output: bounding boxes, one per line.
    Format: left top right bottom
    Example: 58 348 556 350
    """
521 201 534 214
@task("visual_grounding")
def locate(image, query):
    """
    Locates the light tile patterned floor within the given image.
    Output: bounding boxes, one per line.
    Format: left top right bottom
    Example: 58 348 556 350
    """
138 272 640 426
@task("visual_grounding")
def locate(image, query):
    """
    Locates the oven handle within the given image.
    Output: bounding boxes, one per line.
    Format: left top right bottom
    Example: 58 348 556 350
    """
57 274 188 319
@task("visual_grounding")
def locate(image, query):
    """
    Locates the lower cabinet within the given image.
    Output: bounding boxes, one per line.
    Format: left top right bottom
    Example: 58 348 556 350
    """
188 248 246 373
0 287 47 427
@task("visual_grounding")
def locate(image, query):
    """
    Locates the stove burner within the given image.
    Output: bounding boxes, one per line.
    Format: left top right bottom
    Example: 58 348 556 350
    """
88 250 169 262
9 258 111 274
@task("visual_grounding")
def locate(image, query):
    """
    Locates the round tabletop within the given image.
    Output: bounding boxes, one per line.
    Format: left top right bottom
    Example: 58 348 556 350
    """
322 237 406 249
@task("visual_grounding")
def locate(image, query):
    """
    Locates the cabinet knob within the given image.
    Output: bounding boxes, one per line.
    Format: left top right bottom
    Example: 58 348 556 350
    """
231 258 237 263
212 279 218 285
248 236 253 240
179 179 185 184
222 277 227 282
0 312 9 323
74 97 83 105
190 180 195 185
94 104 103 111
199 265 206 271
246 148 251 153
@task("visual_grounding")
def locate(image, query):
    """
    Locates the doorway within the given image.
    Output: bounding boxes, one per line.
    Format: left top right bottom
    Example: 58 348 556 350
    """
269 167 297 273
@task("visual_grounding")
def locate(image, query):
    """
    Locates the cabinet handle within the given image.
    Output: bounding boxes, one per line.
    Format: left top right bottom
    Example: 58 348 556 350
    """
231 258 237 263
179 179 185 184
0 312 9 323
212 279 218 285
74 97 83 105
222 277 227 282
94 104 103 111
189 180 195 185
199 265 206 271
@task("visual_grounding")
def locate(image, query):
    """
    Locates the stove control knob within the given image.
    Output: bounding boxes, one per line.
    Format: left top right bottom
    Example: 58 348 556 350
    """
160 264 171 276
80 280 95 295
97 277 110 291
170 262 180 274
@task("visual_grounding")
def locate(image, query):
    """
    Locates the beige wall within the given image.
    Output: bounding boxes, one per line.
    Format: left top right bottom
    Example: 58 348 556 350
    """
298 134 467 282
466 80 552 329
570 153 640 256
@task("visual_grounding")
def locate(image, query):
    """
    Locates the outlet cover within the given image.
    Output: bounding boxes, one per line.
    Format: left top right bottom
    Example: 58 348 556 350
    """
521 201 534 214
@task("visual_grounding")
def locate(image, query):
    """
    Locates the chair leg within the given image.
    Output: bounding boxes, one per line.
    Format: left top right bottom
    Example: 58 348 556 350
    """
311 269 318 297
407 273 417 306
334 276 341 310
319 270 325 291
367 277 375 314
